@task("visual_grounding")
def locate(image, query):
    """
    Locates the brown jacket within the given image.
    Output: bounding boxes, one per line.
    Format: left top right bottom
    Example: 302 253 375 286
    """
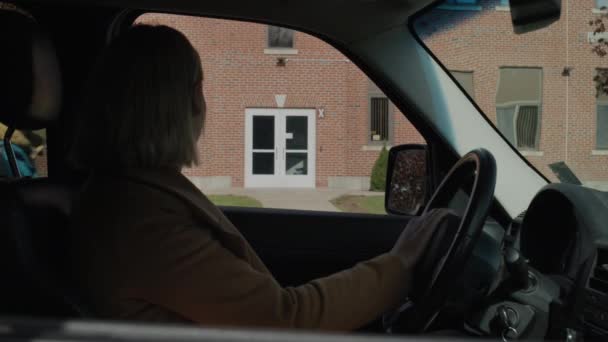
70 169 410 330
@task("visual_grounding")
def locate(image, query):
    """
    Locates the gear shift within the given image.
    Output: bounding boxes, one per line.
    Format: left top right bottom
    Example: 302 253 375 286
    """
504 247 530 291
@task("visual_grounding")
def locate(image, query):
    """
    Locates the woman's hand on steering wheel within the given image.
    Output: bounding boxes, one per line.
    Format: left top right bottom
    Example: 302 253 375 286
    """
389 209 460 272
386 149 497 334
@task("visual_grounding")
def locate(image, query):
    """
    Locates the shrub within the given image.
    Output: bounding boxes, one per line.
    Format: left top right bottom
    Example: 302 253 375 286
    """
370 145 389 191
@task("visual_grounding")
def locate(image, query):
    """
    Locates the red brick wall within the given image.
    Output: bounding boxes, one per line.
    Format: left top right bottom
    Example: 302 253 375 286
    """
138 1 608 187
565 0 608 181
418 0 608 182
137 14 423 187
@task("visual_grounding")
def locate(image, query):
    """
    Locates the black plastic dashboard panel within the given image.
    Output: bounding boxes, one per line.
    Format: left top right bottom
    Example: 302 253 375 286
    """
520 184 605 278
519 183 608 337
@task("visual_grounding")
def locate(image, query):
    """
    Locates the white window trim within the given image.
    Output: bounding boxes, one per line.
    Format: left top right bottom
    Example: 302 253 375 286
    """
495 5 510 11
361 145 392 152
497 101 542 151
596 101 608 150
520 150 544 156
497 100 540 108
592 149 608 155
264 48 299 55
593 8 608 14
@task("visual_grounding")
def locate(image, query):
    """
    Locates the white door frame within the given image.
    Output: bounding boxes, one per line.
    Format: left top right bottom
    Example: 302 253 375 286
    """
244 108 316 188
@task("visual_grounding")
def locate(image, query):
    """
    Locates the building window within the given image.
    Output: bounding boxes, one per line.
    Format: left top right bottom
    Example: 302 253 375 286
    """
597 105 608 149
450 70 475 99
368 81 391 143
370 97 389 142
495 67 543 150
499 0 509 6
597 70 608 149
268 26 294 48
597 0 608 9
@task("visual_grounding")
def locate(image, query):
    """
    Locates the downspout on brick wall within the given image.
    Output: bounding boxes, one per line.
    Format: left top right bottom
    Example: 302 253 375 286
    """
565 0 570 165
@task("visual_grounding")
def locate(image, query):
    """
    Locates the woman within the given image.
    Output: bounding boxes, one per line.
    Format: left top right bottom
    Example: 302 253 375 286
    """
70 24 454 330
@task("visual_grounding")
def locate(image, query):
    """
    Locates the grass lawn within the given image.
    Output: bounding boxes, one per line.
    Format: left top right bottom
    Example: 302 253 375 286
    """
208 194 263 208
331 195 386 215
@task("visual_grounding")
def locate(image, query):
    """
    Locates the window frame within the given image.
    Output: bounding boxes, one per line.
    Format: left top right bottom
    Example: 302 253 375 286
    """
596 101 608 150
368 95 392 145
449 70 475 99
495 66 543 151
496 102 542 151
367 79 393 145
127 11 439 203
266 25 295 49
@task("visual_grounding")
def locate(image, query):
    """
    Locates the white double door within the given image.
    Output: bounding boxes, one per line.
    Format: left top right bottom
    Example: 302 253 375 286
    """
245 108 316 188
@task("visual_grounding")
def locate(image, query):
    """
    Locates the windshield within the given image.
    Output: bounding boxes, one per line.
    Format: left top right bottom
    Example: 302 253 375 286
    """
413 0 608 191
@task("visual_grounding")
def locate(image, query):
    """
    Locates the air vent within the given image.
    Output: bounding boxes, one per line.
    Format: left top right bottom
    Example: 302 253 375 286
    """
516 210 527 222
590 248 608 294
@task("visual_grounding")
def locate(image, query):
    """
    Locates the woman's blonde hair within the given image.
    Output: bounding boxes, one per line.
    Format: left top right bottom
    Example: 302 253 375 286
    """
71 24 204 170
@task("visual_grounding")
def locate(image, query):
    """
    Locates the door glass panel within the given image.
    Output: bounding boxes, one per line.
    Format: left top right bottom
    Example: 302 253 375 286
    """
286 116 307 150
253 152 274 174
253 116 274 149
286 152 307 175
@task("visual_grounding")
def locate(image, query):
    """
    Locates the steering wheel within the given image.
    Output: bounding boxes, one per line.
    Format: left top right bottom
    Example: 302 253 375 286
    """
385 148 496 334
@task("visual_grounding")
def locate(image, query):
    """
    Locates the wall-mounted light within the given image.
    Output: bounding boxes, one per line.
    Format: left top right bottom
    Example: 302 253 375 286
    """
276 57 287 67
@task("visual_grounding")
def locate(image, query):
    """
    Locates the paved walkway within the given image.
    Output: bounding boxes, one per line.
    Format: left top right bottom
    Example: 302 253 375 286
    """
205 187 382 212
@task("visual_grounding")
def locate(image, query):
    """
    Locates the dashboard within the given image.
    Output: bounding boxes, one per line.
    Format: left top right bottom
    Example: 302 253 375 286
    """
460 183 608 339
517 183 608 338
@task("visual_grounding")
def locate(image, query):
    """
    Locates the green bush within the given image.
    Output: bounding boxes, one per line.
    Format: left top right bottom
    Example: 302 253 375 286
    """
370 145 389 191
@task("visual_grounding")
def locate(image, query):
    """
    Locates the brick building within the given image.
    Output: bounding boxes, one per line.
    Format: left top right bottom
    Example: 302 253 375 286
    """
135 0 608 190
138 13 424 190
417 0 608 187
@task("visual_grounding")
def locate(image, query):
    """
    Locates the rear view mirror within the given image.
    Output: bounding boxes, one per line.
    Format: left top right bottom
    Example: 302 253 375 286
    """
509 0 561 34
385 145 429 216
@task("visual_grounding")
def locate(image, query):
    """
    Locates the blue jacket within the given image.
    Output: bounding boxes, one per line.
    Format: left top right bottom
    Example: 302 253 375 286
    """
0 141 37 177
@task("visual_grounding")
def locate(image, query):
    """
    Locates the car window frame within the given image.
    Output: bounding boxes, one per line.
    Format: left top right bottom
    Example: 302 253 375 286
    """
103 7 514 225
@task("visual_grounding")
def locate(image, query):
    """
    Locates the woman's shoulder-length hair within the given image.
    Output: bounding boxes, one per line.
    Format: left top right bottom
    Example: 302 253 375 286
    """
70 24 203 171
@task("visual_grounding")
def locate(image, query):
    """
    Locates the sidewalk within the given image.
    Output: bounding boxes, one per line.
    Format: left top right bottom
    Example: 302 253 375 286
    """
204 187 382 212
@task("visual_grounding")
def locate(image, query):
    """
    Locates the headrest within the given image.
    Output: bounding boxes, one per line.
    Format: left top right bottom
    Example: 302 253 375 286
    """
0 9 61 130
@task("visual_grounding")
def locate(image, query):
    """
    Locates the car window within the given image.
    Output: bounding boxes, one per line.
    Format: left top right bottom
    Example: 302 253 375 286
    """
133 13 427 214
413 0 608 191
0 4 48 179
0 125 47 178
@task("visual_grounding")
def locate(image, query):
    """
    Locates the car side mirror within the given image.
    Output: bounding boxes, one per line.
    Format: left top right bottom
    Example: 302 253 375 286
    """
385 144 429 216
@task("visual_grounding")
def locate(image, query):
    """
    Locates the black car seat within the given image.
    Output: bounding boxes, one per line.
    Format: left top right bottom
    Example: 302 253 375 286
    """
0 8 89 318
